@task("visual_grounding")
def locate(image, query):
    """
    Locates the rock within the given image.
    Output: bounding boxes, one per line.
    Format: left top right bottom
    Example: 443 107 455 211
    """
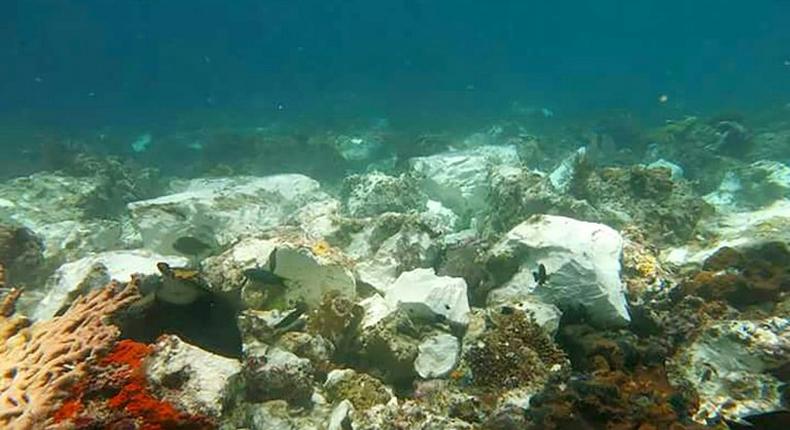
32 249 188 320
670 317 790 424
128 175 327 254
327 400 354 430
355 309 421 384
486 291 563 336
358 294 392 330
272 243 356 309
414 332 460 378
334 134 385 163
663 199 790 267
421 200 460 235
484 165 600 235
0 173 131 260
244 399 328 430
409 145 520 215
201 237 278 295
341 172 426 217
704 160 790 212
487 214 630 328
548 146 587 193
242 347 315 405
275 332 335 372
349 214 440 293
0 224 43 283
647 158 684 180
237 305 314 347
289 199 342 240
146 335 241 418
201 233 356 311
385 268 471 327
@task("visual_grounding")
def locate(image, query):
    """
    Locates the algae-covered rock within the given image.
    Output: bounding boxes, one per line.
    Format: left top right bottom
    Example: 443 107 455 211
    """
341 172 426 217
670 317 790 424
324 369 394 411
354 309 421 385
663 199 790 268
677 241 790 308
483 165 600 235
242 346 315 405
577 165 710 244
464 310 567 393
704 160 790 212
0 172 132 261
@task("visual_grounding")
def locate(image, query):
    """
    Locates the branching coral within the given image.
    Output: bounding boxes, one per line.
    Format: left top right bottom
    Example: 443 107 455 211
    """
0 280 140 430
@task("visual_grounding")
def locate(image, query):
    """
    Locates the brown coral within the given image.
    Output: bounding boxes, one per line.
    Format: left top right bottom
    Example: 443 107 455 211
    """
466 310 568 392
0 280 140 430
679 242 790 307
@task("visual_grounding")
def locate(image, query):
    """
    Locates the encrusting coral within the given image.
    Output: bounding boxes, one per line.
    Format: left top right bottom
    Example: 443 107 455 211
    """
0 280 140 429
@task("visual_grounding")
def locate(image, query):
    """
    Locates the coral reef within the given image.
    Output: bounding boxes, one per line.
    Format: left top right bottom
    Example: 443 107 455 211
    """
577 165 711 244
0 280 139 429
2 115 789 429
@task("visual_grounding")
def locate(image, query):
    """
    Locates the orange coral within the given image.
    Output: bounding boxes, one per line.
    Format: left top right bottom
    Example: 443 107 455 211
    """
0 280 140 430
54 338 213 430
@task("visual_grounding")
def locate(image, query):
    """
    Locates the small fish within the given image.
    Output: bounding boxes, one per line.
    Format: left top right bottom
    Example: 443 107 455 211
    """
273 302 308 331
172 236 212 256
242 248 283 285
532 263 549 286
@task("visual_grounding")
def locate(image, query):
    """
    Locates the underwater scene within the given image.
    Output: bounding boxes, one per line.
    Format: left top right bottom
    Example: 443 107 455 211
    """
1 1 789 429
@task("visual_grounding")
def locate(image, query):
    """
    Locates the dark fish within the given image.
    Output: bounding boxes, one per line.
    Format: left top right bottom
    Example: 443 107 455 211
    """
273 302 308 330
242 248 283 285
172 236 212 256
242 267 284 285
532 263 549 286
